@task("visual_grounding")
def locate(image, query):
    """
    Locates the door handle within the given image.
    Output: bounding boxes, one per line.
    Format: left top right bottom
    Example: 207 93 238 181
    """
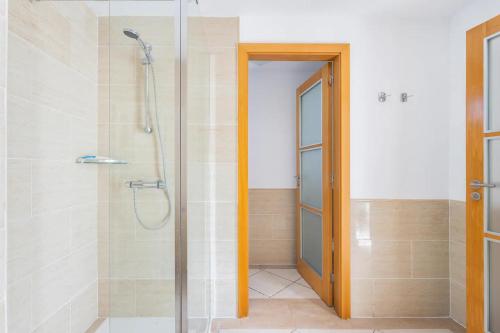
470 179 496 189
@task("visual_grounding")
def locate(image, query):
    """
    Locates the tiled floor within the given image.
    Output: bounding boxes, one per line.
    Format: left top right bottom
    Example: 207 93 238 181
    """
211 299 466 333
249 268 319 299
219 329 452 333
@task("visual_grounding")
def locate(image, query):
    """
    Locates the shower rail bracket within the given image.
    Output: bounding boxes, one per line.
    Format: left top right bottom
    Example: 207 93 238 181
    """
75 155 128 165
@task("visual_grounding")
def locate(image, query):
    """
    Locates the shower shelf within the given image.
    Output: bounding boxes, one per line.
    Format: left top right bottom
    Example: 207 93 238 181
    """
75 156 128 165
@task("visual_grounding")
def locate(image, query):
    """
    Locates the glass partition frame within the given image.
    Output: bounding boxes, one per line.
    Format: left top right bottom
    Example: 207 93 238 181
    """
483 31 500 133
484 137 500 236
485 238 500 332
483 31 500 333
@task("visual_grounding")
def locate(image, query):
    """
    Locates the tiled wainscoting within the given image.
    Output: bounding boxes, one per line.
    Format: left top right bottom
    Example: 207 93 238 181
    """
351 199 455 318
351 200 458 317
249 189 296 266
449 201 466 326
248 195 466 321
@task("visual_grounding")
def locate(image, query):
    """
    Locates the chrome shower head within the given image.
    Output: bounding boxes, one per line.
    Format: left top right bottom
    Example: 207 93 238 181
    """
123 28 140 40
123 28 153 64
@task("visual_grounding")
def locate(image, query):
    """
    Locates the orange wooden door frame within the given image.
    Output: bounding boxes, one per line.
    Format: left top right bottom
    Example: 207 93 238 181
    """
237 43 351 319
466 14 500 333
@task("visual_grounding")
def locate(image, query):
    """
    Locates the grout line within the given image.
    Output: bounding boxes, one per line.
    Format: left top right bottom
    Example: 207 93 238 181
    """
268 280 295 298
248 287 268 299
263 268 301 283
410 240 414 278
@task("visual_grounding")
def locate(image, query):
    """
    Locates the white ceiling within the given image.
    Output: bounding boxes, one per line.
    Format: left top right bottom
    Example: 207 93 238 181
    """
85 0 476 20
200 0 476 19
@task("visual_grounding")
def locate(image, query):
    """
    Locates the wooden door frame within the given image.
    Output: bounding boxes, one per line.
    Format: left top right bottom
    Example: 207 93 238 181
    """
466 14 500 333
237 43 351 319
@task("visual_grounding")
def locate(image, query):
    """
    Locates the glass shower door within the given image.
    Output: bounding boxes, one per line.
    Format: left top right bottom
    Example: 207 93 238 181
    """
102 1 179 332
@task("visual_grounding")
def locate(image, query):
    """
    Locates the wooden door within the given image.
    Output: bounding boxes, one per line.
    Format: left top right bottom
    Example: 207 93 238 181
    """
466 15 500 333
296 63 333 306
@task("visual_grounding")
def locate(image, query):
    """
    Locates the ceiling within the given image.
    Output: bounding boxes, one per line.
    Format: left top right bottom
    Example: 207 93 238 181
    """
86 0 476 19
198 0 476 20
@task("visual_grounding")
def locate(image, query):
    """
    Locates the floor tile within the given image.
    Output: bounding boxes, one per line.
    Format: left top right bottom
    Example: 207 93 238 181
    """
376 330 452 333
293 328 373 333
249 271 293 297
249 288 268 299
265 268 301 282
212 300 465 332
250 268 261 277
219 329 293 333
272 283 319 299
295 278 311 288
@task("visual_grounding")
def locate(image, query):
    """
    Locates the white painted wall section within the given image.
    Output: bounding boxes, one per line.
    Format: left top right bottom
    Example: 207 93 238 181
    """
248 61 324 189
242 16 451 199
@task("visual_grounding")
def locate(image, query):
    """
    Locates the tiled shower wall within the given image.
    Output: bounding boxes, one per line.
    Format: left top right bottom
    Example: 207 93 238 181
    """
97 16 176 318
6 1 99 332
96 16 239 320
186 17 239 318
249 189 296 266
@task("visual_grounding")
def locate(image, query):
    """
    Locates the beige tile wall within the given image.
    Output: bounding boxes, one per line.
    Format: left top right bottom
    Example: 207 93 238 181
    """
249 189 296 266
97 15 239 321
449 200 466 326
0 0 6 330
351 199 450 317
6 1 99 332
187 17 239 319
97 16 176 318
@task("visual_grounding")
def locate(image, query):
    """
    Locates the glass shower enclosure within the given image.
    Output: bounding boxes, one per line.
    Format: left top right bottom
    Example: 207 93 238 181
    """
98 1 213 332
5 0 217 332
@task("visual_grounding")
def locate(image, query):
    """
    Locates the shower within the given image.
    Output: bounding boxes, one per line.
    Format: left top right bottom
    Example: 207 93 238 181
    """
123 28 171 230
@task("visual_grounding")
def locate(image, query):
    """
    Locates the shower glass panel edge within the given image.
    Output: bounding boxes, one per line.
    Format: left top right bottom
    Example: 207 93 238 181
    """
183 0 214 332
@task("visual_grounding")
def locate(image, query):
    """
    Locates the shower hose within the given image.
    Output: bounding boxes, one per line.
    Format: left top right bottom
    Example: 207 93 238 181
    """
132 63 171 230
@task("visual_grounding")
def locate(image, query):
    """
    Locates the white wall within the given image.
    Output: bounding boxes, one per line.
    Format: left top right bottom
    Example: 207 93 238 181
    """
248 61 324 189
242 16 451 199
448 0 500 201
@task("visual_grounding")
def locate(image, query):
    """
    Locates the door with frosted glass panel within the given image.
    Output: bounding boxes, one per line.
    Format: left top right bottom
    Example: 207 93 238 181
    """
466 15 500 333
296 63 333 306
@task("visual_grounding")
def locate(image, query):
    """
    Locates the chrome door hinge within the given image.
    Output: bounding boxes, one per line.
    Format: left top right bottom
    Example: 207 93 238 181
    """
328 75 333 86
330 175 334 187
295 175 301 188
330 273 334 283
332 240 334 251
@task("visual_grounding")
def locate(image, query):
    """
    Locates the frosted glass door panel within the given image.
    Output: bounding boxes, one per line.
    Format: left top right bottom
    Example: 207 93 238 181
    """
301 209 322 276
488 240 500 333
487 34 500 131
300 81 322 147
300 148 322 209
486 138 500 233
